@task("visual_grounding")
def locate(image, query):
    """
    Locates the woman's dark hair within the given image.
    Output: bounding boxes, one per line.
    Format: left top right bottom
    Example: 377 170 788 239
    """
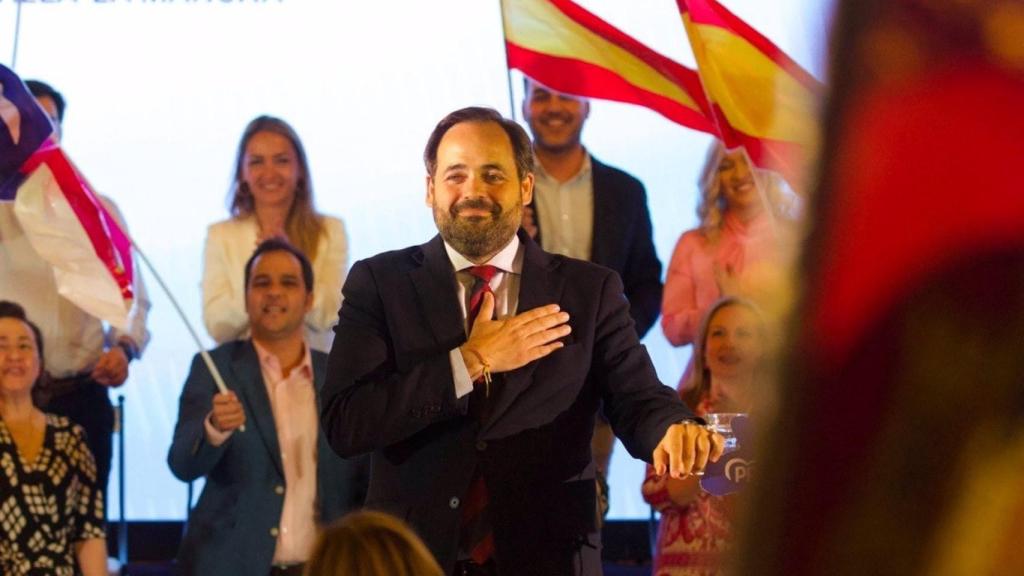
0 300 47 392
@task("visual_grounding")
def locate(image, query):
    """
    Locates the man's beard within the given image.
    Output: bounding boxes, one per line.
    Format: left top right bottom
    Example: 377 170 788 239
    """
434 197 521 260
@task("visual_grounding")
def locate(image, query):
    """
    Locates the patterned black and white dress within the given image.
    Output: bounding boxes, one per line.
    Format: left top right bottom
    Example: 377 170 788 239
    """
0 414 106 576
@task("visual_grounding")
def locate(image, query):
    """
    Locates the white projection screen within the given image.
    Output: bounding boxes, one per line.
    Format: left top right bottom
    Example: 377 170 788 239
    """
1 0 830 520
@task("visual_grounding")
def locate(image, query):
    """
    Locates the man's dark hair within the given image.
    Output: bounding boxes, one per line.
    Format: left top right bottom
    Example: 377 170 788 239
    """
244 238 315 294
423 107 533 180
0 300 46 383
25 80 66 122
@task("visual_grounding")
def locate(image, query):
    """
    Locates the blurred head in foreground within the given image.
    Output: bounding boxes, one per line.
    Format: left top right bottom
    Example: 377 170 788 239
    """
305 510 444 576
734 1 1024 575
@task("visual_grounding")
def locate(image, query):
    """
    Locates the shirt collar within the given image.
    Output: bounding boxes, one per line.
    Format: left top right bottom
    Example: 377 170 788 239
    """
443 234 522 274
252 339 313 380
533 150 593 186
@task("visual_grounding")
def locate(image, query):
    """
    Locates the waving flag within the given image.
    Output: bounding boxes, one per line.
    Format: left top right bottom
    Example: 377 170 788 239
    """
502 0 715 134
0 65 134 329
1 72 52 201
677 0 821 184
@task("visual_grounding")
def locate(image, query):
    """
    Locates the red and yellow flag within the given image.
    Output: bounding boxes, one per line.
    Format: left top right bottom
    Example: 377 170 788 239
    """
677 0 821 185
502 0 715 135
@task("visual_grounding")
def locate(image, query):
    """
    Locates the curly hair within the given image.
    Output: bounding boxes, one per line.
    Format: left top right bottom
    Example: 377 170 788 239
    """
695 141 793 244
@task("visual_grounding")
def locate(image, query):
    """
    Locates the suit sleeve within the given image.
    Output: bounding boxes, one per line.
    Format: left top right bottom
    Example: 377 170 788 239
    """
321 259 466 458
661 230 706 347
592 270 693 461
167 353 232 481
620 183 663 339
201 225 249 344
306 216 348 334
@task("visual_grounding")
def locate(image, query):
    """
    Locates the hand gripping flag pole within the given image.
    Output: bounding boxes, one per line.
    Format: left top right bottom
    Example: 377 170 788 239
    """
130 244 244 432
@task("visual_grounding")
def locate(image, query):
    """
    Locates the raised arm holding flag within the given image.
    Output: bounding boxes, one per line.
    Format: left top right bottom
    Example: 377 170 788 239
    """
0 69 151 510
1 68 241 510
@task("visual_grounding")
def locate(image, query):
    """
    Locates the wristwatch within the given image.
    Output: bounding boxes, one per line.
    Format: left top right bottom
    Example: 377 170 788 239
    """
116 339 139 362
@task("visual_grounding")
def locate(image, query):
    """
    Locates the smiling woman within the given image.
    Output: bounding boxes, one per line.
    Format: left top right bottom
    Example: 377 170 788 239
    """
201 116 349 353
643 296 767 575
660 140 797 389
0 301 108 576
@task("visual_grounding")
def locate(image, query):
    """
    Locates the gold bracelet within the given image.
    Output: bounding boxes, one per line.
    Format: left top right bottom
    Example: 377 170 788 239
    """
464 348 493 397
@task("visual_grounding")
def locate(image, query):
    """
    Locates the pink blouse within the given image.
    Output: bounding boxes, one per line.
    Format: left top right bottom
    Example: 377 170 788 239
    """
661 211 781 347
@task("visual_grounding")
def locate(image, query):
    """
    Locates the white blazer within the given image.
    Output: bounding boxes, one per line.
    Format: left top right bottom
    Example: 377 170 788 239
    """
201 215 348 352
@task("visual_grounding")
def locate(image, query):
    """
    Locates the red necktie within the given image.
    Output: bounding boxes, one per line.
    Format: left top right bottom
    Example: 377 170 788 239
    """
466 265 498 331
462 265 498 564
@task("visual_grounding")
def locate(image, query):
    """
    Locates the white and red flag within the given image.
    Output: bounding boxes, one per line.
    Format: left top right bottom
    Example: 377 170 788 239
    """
1 64 134 330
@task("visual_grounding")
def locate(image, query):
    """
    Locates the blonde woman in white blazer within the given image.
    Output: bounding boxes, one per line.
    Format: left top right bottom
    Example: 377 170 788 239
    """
202 115 347 352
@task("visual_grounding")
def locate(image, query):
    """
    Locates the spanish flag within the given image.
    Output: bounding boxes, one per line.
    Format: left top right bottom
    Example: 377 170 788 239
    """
677 0 821 184
502 0 715 135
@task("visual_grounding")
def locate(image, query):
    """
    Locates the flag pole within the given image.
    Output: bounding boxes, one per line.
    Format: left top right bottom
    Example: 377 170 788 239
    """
10 1 23 68
131 242 245 432
497 0 517 121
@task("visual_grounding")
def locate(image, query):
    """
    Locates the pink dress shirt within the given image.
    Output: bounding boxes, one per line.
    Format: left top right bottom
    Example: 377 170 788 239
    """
204 341 319 564
254 341 319 564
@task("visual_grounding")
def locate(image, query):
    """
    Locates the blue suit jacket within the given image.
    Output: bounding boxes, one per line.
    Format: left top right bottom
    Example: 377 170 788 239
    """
533 156 664 338
321 232 690 575
168 341 366 576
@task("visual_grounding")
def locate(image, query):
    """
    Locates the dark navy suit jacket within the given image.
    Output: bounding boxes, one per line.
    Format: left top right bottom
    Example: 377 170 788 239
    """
168 341 366 576
321 232 691 575
533 156 664 338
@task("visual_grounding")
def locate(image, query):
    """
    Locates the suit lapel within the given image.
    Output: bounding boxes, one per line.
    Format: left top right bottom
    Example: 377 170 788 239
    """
410 235 466 349
483 233 565 433
231 342 284 477
589 157 612 267
311 353 334 508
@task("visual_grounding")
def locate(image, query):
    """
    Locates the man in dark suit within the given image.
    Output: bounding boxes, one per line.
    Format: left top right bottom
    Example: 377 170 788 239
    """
520 76 665 504
520 77 662 340
169 239 366 576
321 107 721 575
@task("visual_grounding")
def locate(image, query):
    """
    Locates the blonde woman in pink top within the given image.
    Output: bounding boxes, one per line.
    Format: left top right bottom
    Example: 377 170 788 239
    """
661 142 795 388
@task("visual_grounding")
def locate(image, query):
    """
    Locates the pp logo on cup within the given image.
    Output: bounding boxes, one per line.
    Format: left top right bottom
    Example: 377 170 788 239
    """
700 415 754 496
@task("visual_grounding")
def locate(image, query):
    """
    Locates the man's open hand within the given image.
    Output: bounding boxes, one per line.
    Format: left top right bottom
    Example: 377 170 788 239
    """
460 292 570 378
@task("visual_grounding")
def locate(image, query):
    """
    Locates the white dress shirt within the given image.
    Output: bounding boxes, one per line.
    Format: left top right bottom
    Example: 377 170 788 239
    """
444 236 524 398
533 153 594 261
0 197 150 377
